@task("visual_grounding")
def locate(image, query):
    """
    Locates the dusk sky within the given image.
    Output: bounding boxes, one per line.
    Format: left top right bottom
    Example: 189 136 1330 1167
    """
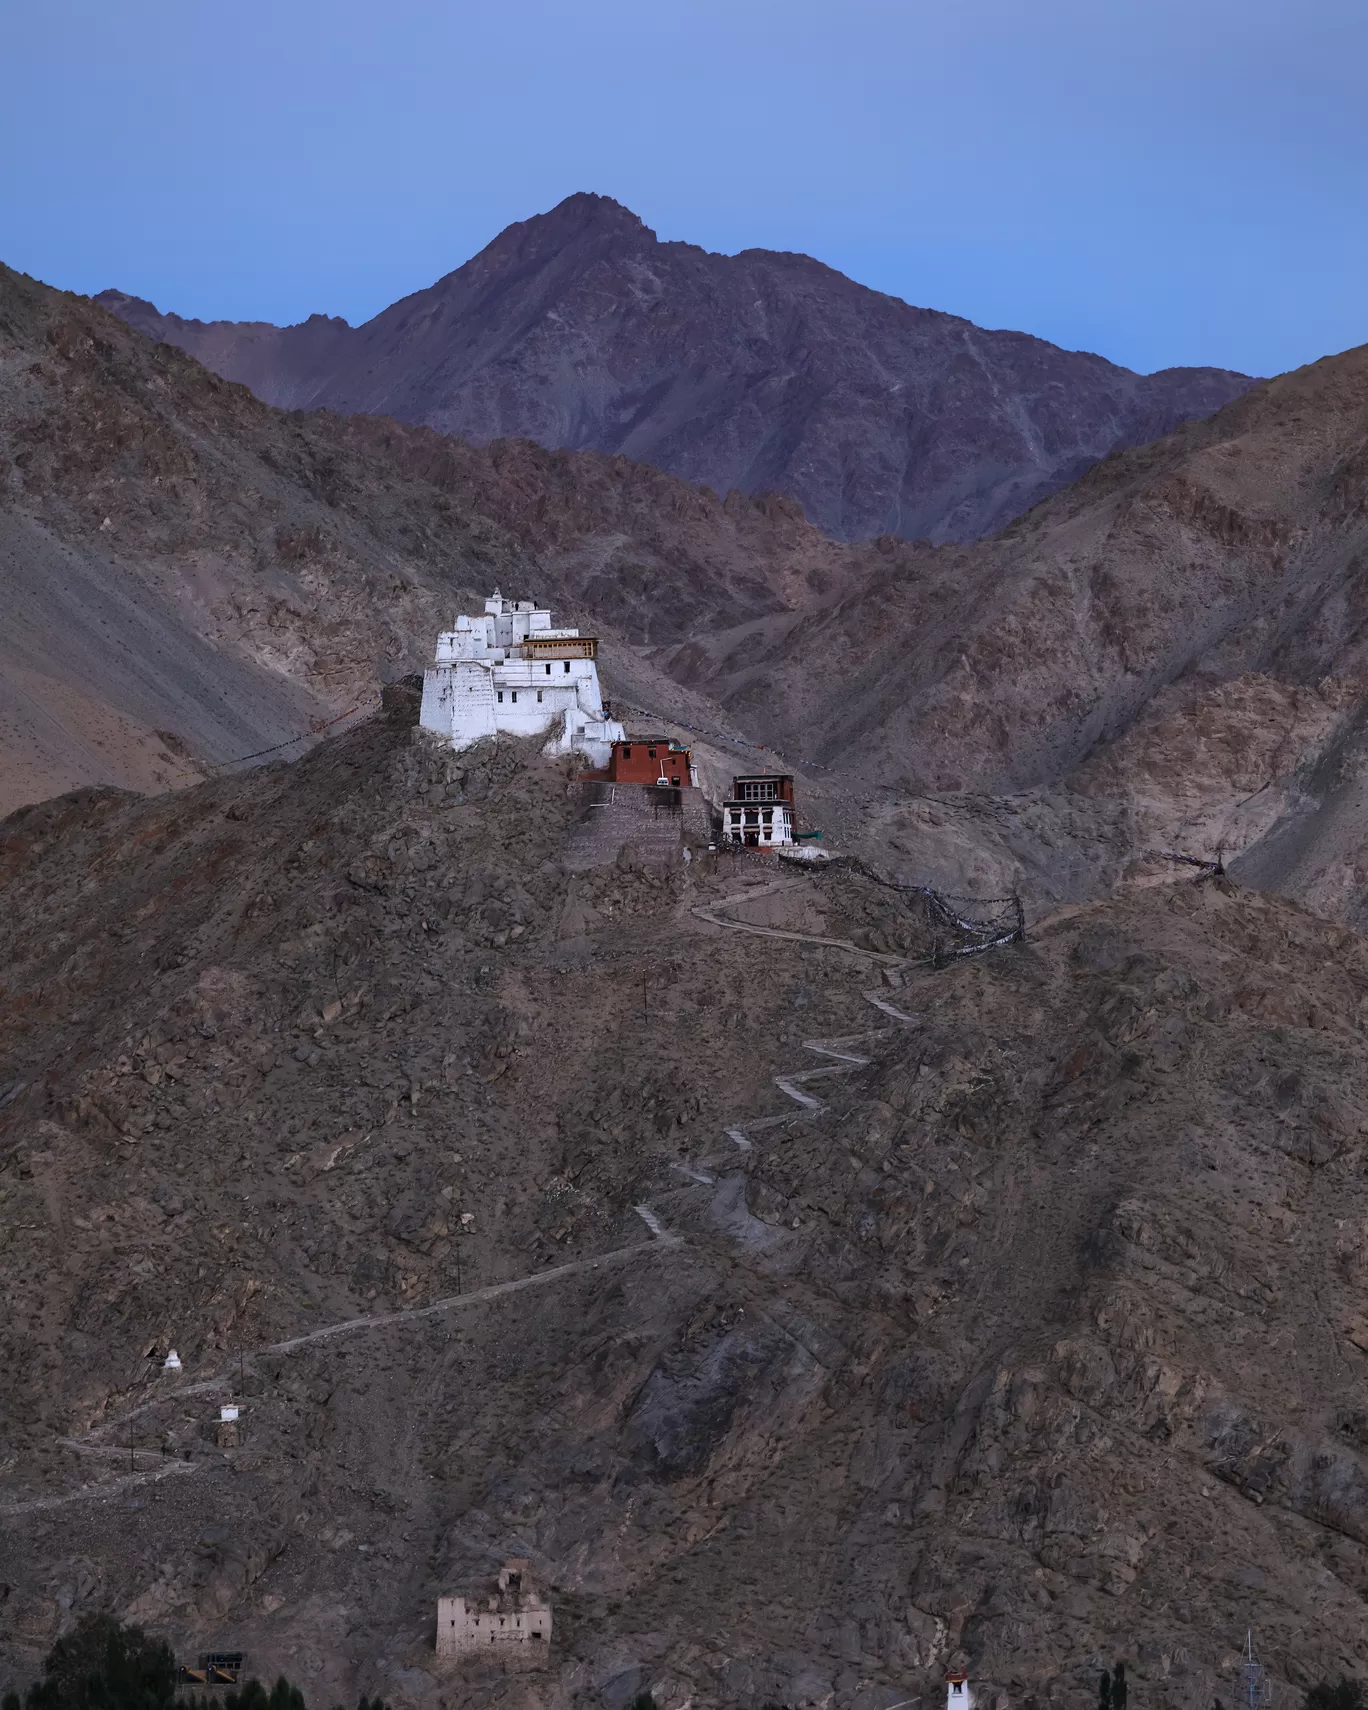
4 0 1365 379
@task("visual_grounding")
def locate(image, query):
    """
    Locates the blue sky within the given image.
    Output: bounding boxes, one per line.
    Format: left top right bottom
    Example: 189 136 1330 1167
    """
4 0 1365 378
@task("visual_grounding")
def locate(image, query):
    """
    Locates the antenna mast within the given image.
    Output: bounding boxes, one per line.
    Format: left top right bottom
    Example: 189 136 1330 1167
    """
1240 1630 1272 1710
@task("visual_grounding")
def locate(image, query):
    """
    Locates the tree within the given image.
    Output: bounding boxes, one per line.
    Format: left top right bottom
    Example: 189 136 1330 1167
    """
266 1682 303 1710
221 1685 268 1710
1100 1662 1127 1710
25 1614 178 1710
1 1623 379 1710
1306 1681 1366 1710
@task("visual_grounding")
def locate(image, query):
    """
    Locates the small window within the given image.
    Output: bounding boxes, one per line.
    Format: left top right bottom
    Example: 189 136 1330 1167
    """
671 776 680 786
648 747 657 759
537 690 543 702
511 691 517 703
497 691 503 703
563 661 571 673
545 663 551 675
621 746 631 758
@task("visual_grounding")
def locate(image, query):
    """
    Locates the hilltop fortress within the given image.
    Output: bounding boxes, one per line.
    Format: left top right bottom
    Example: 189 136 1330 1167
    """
419 591 625 765
418 593 802 863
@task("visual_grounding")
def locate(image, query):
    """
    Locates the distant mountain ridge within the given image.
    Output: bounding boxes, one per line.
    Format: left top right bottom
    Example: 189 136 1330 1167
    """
97 193 1255 543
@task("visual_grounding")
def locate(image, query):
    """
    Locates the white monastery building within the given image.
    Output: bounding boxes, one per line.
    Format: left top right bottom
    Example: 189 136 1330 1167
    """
722 772 796 848
436 1560 551 1667
419 591 625 766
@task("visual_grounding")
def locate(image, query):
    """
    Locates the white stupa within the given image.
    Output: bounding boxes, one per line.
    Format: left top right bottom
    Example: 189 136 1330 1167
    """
162 1349 182 1371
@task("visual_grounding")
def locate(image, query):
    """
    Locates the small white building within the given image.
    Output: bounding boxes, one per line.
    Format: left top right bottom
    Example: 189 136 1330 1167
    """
946 1675 973 1710
722 773 796 848
419 591 625 766
436 1560 551 1668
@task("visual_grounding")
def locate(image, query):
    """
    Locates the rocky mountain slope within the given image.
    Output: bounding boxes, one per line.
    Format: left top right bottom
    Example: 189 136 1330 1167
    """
5 716 1368 1710
7 255 1368 940
95 194 1254 544
0 259 878 816
659 343 1368 926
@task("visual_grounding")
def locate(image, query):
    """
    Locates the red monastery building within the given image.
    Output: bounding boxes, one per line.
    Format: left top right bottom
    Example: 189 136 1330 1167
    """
591 737 699 789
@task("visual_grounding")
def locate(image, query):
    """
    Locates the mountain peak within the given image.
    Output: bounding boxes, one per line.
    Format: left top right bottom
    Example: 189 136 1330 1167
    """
479 192 654 263
97 201 1253 544
540 191 650 235
94 287 157 315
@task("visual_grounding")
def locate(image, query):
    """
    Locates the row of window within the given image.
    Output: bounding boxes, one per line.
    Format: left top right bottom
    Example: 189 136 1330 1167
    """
736 781 784 801
497 690 553 703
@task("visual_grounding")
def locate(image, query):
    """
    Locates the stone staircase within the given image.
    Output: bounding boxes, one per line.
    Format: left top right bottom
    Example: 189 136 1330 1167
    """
563 782 712 872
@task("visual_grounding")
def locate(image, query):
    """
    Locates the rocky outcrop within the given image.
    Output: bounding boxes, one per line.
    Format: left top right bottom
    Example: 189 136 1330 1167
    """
96 194 1253 544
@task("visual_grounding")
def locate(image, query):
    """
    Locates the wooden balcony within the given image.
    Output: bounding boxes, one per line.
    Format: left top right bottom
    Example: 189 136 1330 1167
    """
520 635 598 660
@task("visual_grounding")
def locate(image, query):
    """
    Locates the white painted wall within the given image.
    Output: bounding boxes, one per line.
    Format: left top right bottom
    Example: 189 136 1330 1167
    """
723 802 794 846
419 592 625 764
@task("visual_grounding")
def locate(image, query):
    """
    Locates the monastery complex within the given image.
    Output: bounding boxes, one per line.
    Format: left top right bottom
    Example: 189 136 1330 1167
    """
419 593 802 853
419 590 625 765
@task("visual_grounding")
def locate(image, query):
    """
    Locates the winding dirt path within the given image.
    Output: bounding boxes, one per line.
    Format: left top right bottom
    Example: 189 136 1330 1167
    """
692 882 925 1157
2 1220 682 1519
6 879 921 1520
691 878 910 966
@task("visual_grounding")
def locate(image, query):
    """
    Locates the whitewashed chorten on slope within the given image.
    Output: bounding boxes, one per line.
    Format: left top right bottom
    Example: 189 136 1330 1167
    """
419 591 626 766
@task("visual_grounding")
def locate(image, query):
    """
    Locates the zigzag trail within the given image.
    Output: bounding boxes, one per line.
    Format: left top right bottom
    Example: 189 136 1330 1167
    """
691 877 910 968
3 880 920 1518
692 880 923 1164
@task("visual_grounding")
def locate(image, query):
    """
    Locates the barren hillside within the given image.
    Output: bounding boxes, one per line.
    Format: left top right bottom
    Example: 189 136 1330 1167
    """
0 260 871 815
658 345 1368 923
5 717 1368 1709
